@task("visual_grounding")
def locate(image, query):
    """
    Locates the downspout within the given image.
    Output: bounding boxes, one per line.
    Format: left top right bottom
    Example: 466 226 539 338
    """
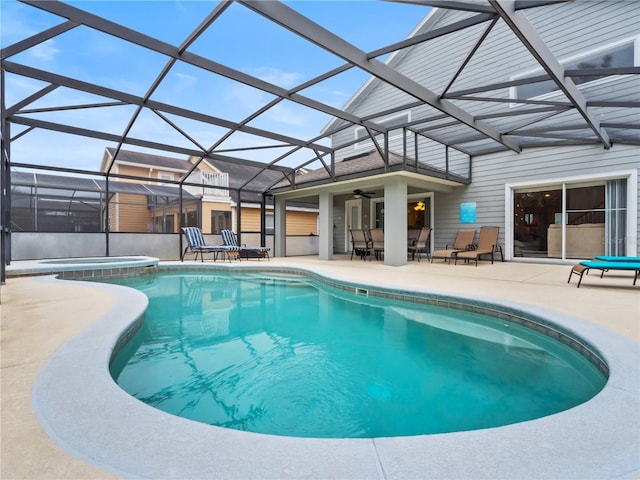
414 131 419 173
34 179 39 232
445 146 449 180
235 189 242 244
260 193 267 248
178 186 184 258
1 114 10 286
384 132 389 172
178 169 186 259
402 128 407 169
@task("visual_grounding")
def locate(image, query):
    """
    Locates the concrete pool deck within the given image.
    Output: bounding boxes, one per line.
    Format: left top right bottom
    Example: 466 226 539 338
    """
1 256 639 479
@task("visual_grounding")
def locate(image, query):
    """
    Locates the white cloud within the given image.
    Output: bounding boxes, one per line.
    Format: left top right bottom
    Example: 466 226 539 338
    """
27 39 60 62
174 72 198 91
229 84 270 112
255 67 303 88
267 103 309 128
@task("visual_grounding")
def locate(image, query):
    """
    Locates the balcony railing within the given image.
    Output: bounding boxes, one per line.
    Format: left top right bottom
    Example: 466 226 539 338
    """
184 171 230 198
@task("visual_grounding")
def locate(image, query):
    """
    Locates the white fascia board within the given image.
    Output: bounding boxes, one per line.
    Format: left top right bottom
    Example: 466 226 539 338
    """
201 195 231 203
281 206 319 213
233 202 318 213
114 160 188 174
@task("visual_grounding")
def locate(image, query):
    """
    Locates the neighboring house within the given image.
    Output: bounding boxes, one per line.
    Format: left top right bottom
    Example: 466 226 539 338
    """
271 1 639 265
100 148 318 236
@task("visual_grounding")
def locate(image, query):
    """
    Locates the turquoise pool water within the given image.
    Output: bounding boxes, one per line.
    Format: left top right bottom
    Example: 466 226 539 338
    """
108 271 606 438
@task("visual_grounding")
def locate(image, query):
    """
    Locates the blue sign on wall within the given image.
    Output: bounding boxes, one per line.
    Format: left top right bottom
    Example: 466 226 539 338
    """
460 202 477 223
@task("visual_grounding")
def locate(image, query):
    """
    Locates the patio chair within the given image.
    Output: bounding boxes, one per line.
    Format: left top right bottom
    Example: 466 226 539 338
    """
431 229 476 264
349 229 372 260
369 228 384 260
408 227 432 262
181 227 239 262
455 226 503 266
221 229 270 260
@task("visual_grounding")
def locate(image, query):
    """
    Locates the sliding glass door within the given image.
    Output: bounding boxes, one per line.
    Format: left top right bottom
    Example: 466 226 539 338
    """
513 179 627 260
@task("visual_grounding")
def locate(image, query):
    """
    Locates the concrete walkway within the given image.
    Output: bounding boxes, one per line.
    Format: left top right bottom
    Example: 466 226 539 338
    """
1 257 638 479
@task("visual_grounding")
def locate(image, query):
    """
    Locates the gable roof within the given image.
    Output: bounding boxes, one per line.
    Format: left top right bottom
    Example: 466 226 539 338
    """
100 148 292 202
204 157 287 194
102 148 194 172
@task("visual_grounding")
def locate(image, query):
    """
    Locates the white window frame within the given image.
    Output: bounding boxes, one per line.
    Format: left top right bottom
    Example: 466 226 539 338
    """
157 172 174 181
509 35 640 106
504 169 637 262
354 111 411 150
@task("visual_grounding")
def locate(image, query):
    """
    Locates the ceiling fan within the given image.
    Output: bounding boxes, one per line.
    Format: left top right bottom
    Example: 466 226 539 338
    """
352 189 375 199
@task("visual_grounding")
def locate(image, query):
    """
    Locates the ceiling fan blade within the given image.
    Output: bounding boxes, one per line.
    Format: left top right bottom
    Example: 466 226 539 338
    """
353 188 375 199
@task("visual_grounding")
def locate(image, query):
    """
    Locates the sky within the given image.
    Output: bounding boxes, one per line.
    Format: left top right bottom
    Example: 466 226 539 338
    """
1 0 431 172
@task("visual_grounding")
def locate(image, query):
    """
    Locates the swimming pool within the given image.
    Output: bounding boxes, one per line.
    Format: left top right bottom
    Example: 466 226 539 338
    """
28 262 639 479
108 270 606 438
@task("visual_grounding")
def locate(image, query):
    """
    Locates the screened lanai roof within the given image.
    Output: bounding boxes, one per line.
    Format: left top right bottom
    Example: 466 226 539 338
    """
11 171 197 202
1 0 639 194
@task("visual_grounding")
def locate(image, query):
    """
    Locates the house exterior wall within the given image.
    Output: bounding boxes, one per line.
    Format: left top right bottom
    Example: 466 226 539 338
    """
240 207 262 232
432 144 639 255
329 1 640 258
112 192 153 232
202 201 232 233
110 164 174 232
240 206 318 236
189 157 218 174
285 210 318 236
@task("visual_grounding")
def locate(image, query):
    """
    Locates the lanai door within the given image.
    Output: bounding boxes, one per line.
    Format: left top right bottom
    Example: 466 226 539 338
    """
345 199 362 251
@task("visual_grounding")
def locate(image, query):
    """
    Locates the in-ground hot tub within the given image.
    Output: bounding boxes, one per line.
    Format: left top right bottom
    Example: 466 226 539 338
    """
6 256 159 279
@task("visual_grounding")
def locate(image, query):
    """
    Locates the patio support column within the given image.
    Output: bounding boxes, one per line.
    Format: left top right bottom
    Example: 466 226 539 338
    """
318 191 333 260
384 180 407 266
274 196 286 258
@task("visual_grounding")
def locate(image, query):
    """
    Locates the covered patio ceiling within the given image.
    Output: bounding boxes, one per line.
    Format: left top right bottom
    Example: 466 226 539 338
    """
1 0 639 195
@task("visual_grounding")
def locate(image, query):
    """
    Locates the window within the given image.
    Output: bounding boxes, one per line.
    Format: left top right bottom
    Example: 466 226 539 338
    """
408 199 431 230
513 39 636 100
374 202 385 228
153 214 175 233
512 180 627 259
210 210 230 234
157 172 174 181
354 112 410 149
265 213 275 233
183 210 198 228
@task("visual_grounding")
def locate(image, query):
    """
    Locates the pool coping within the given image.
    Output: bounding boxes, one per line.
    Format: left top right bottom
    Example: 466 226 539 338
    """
31 264 640 479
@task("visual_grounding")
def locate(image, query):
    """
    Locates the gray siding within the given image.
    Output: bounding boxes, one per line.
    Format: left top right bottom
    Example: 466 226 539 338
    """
432 144 640 255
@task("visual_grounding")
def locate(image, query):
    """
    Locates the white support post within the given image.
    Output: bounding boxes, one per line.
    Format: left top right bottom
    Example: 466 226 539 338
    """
384 181 408 266
274 196 286 258
319 191 334 260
